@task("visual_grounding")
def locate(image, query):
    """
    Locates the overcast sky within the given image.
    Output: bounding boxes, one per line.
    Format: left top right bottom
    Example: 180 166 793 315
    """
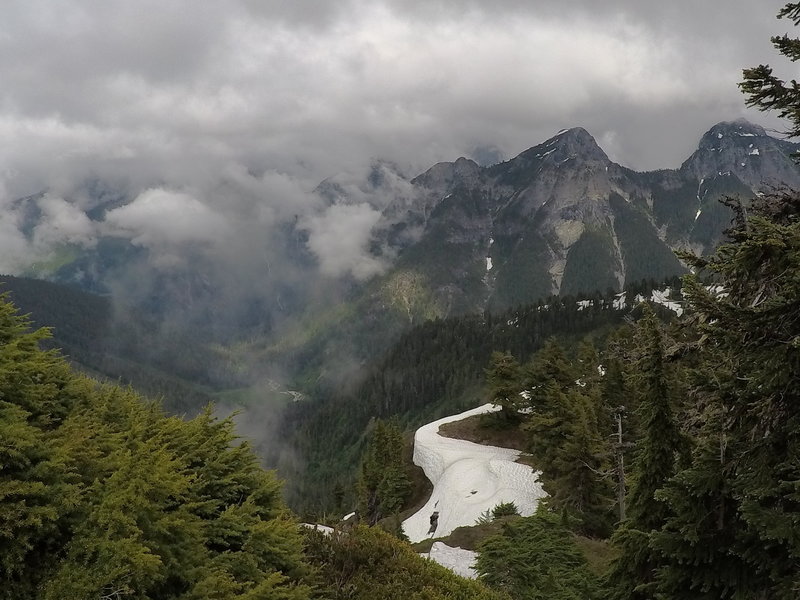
1 0 799 279
1 0 795 195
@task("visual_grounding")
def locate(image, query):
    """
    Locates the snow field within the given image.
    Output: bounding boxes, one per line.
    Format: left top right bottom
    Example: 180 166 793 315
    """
402 403 546 544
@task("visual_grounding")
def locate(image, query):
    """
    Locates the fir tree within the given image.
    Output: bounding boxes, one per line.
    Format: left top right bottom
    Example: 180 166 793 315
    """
741 3 800 137
356 420 411 526
666 196 800 598
604 306 681 600
485 350 522 422
475 511 600 599
0 294 313 599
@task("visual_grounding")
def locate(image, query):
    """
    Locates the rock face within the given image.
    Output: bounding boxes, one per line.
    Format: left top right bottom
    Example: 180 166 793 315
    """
345 120 800 318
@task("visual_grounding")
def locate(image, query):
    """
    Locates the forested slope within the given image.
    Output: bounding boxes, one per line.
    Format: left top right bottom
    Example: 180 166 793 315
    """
0 292 507 599
279 278 682 513
0 275 231 414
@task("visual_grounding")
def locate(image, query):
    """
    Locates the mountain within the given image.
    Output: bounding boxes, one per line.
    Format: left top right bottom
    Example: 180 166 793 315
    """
6 119 799 397
353 119 800 323
252 119 797 388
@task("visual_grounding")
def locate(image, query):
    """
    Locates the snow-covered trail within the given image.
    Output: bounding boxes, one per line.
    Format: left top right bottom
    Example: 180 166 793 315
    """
402 404 546 543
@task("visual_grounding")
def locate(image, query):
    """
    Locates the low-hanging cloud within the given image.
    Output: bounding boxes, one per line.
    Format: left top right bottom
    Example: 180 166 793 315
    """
32 194 97 249
104 189 230 248
303 203 386 280
0 0 793 322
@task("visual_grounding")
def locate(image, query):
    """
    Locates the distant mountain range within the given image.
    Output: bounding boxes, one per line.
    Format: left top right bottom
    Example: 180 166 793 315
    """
5 119 800 392
329 119 799 323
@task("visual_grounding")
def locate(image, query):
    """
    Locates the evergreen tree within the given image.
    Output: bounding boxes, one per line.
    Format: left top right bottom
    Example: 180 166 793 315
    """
650 9 800 594
0 294 313 599
546 389 614 537
660 196 800 598
523 340 614 536
485 350 522 422
356 420 411 526
522 338 576 396
741 3 800 137
475 511 600 599
650 362 753 598
605 307 681 600
305 525 509 600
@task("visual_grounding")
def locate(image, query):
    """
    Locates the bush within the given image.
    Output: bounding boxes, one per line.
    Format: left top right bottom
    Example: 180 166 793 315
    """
491 501 519 519
475 511 600 600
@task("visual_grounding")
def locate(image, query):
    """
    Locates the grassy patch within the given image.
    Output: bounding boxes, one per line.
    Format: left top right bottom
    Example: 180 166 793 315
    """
574 535 618 576
437 413 529 452
411 516 522 553
24 244 81 276
212 385 291 408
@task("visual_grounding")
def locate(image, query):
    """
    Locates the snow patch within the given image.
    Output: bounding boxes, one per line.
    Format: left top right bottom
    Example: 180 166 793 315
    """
402 404 545 543
422 543 478 579
717 132 724 139
706 284 728 299
612 292 627 310
695 208 702 221
749 148 760 155
486 257 493 271
650 288 684 317
302 523 334 536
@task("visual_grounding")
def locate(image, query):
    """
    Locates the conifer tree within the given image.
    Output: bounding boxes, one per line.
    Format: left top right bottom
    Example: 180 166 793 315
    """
485 350 522 422
656 6 800 594
650 363 753 598
522 338 576 395
662 195 800 598
741 3 800 137
546 389 614 537
0 294 313 599
475 511 600 599
523 340 614 536
356 419 411 525
604 306 681 600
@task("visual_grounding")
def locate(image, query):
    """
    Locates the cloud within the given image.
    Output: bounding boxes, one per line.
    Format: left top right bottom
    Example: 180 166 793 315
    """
0 0 790 203
0 0 793 301
0 216 31 275
303 203 386 280
32 194 97 248
104 188 230 249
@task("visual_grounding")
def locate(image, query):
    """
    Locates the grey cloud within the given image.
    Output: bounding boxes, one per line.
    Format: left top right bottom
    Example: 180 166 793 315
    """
32 194 97 249
103 189 231 249
0 0 795 281
303 203 386 280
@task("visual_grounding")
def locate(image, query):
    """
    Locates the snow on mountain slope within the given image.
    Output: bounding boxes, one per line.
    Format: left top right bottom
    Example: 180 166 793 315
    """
402 403 546 544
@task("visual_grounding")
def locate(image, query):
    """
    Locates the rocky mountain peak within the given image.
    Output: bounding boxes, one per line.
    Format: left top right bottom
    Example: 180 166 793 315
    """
681 119 800 189
697 118 767 151
515 127 610 167
411 157 481 192
551 127 608 160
